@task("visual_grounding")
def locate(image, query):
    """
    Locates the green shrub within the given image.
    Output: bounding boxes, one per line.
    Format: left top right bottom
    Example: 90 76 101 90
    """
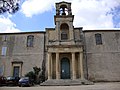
25 71 36 83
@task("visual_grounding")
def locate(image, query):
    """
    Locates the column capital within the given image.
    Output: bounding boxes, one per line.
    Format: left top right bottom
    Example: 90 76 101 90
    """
79 51 83 53
56 52 59 54
48 52 52 54
71 52 75 54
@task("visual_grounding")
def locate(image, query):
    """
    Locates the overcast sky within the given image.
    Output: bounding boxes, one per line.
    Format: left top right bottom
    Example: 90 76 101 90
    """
0 0 120 33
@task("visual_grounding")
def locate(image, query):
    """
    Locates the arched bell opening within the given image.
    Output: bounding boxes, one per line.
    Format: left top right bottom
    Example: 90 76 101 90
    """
59 4 68 15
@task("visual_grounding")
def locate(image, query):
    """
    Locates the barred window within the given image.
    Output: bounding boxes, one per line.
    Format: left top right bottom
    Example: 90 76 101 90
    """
95 33 102 45
27 35 34 47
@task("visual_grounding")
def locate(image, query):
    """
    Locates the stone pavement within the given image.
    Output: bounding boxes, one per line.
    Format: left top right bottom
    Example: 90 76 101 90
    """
0 82 120 90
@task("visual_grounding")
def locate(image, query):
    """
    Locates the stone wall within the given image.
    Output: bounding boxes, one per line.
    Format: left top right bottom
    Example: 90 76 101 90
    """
84 30 120 81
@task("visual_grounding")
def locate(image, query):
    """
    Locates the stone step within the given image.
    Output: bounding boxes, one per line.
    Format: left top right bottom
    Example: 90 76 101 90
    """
40 79 94 86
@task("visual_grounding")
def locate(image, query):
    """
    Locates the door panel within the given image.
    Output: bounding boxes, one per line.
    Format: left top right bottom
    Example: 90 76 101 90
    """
13 66 19 77
61 58 70 79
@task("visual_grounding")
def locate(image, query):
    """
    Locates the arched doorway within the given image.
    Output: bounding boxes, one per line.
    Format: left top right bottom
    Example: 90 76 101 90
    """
61 57 70 79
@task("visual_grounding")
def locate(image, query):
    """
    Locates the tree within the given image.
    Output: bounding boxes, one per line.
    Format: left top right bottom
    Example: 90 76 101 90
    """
0 0 20 14
33 66 41 76
25 66 41 84
33 66 41 84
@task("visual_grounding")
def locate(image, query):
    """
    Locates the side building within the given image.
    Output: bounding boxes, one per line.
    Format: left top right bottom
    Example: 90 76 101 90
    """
0 32 45 77
84 30 120 82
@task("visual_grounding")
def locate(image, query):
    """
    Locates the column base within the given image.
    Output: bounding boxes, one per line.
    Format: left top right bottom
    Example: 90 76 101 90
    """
72 74 77 80
56 73 60 79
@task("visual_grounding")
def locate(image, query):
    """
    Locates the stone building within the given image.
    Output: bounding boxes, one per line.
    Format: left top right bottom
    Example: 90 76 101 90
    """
0 32 45 78
84 30 120 82
0 1 120 85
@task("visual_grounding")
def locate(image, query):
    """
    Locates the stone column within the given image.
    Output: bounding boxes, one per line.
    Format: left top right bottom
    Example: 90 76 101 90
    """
51 54 53 78
72 52 76 79
80 51 84 79
48 52 52 80
56 52 60 79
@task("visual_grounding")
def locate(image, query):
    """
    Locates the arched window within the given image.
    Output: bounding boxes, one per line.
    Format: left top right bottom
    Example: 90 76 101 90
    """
60 23 69 40
95 33 102 45
27 35 34 47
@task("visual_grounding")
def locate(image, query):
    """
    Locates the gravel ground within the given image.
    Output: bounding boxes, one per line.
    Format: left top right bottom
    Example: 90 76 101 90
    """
0 82 120 90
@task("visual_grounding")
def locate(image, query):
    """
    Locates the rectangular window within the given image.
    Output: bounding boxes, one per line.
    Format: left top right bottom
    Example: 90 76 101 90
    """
61 32 68 40
95 33 102 45
27 35 34 47
2 35 7 41
1 47 7 56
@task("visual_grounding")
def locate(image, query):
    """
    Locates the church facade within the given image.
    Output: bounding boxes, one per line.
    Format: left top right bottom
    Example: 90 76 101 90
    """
0 1 120 83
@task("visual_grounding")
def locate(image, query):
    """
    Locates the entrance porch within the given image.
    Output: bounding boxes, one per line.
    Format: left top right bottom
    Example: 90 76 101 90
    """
41 46 93 86
47 50 84 80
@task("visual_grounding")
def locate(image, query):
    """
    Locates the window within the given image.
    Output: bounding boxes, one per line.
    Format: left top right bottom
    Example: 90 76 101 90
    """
2 35 7 41
1 47 7 56
60 23 69 40
27 35 34 47
95 33 102 45
61 32 68 40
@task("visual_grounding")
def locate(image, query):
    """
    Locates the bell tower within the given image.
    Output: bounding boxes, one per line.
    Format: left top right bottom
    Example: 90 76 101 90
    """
54 1 74 42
